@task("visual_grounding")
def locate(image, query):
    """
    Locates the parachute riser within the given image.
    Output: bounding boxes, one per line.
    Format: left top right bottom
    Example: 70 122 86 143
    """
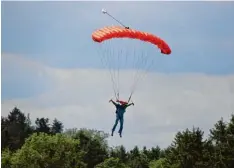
127 94 132 103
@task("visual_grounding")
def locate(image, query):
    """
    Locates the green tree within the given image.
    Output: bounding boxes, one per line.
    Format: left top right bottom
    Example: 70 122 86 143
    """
1 116 9 149
226 114 234 167
110 145 128 163
148 146 161 161
65 128 109 168
1 148 13 168
51 118 64 134
209 116 234 167
128 146 149 168
1 107 33 150
142 146 149 158
9 133 86 168
165 127 209 168
129 146 140 158
149 158 176 168
35 117 51 134
96 157 129 168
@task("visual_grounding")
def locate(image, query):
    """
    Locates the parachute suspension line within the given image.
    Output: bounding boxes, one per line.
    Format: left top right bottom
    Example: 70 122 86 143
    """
97 39 125 101
129 49 155 99
129 47 141 97
97 40 156 103
133 50 145 84
127 94 132 103
132 51 149 93
112 45 119 100
102 9 129 29
99 42 118 100
123 45 130 79
124 43 145 102
129 50 147 97
124 45 136 103
99 43 111 69
108 42 119 100
117 47 121 100
102 40 126 101
132 58 155 96
133 51 155 94
124 47 129 71
100 43 117 99
126 47 142 102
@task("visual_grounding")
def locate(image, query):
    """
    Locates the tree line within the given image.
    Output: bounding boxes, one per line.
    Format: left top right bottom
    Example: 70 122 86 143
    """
1 107 234 168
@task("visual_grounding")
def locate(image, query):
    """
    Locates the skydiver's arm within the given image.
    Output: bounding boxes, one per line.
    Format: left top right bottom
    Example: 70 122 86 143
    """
109 99 118 106
126 102 134 107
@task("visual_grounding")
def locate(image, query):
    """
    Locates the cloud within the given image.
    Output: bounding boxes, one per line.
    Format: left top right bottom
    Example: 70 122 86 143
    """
2 53 234 149
1 53 55 100
2 1 234 75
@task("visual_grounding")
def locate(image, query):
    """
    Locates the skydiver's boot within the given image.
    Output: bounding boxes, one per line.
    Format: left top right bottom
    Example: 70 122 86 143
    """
119 131 122 138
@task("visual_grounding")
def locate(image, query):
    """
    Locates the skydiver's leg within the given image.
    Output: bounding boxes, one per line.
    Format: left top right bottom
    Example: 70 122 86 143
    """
111 116 119 136
118 117 124 137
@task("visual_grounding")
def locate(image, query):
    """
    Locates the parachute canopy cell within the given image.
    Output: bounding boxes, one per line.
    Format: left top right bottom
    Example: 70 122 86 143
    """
92 26 171 55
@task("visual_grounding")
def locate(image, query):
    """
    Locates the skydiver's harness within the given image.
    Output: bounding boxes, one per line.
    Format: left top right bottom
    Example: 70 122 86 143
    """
115 106 124 119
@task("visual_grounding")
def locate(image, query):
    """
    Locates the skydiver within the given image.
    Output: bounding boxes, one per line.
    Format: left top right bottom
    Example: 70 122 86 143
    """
109 99 134 137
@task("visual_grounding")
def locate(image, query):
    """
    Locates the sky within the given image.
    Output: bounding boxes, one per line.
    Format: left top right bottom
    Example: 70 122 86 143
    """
1 1 234 150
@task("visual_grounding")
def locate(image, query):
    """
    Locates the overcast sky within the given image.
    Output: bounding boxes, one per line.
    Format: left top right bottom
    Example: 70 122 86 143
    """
2 1 234 150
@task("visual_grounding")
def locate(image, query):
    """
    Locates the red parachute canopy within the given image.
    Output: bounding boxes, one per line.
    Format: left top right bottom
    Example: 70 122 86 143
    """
92 26 171 55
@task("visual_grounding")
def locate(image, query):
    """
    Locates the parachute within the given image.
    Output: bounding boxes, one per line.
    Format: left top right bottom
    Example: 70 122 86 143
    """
92 20 171 102
92 26 171 55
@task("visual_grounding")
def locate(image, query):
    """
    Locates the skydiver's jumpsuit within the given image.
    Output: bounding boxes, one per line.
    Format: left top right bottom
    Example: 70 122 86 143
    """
112 103 129 136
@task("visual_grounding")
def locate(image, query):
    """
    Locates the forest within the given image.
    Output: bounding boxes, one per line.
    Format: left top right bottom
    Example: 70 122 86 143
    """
1 107 234 168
